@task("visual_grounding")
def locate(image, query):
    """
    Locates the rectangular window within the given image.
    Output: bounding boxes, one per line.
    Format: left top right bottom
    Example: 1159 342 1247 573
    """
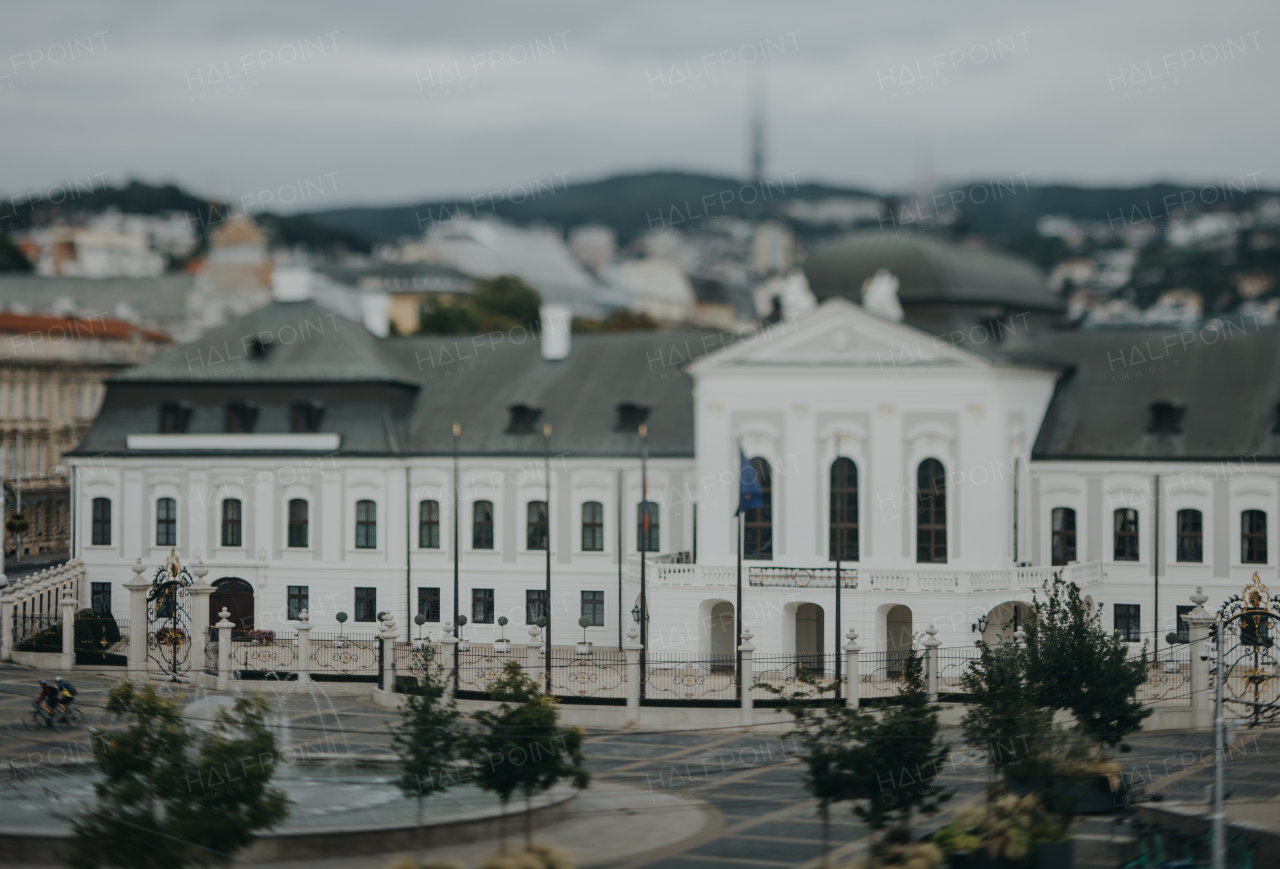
355 499 376 549
1113 508 1139 561
288 499 309 548
1242 509 1267 564
91 497 111 545
354 587 377 622
527 500 548 550
472 588 494 624
221 499 242 547
1114 603 1141 642
526 589 547 624
473 500 494 549
419 500 440 548
287 586 309 620
91 582 112 615
156 497 177 546
581 590 604 627
418 587 440 622
637 500 660 553
1177 509 1203 562
1051 507 1077 566
581 501 604 551
158 401 192 434
1175 605 1193 643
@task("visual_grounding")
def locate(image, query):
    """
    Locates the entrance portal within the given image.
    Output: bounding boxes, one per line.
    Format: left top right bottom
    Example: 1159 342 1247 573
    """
795 603 825 673
210 578 254 632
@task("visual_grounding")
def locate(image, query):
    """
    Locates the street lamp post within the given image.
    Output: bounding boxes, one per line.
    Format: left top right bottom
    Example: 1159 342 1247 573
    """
452 422 460 683
544 423 552 693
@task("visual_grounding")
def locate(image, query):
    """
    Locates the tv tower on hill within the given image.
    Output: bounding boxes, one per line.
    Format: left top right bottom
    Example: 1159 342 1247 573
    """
749 66 766 186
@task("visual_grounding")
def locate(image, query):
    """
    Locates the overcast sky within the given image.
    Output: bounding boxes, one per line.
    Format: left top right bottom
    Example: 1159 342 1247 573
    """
3 1 1277 210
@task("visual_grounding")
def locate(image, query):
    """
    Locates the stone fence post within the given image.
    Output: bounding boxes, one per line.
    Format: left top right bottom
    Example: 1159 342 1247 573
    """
1182 587 1215 731
295 609 312 683
0 593 14 657
60 596 78 671
438 621 460 696
623 625 642 724
738 628 755 728
379 615 399 693
126 559 150 677
188 560 212 682
843 628 862 709
524 624 544 688
923 626 941 702
215 608 233 691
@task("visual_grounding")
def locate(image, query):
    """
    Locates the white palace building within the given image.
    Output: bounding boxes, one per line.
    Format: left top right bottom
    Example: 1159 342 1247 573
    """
55 234 1280 661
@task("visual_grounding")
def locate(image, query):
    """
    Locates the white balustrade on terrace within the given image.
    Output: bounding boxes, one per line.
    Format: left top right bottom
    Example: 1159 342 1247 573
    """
623 557 1104 593
2 559 86 611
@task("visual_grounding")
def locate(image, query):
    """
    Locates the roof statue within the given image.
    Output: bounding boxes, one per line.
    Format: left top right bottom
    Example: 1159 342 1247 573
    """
861 268 903 322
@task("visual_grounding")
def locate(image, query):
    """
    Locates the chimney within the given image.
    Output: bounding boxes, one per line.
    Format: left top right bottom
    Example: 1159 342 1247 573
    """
540 303 572 361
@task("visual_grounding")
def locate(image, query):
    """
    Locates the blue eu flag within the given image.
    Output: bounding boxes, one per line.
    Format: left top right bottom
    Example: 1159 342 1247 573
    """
736 448 763 516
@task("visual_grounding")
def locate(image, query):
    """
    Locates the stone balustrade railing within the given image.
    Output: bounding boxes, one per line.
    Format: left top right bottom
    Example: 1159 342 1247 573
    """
624 558 1105 592
2 559 85 612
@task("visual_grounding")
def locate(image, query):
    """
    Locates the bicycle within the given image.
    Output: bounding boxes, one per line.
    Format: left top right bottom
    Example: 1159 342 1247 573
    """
24 701 82 731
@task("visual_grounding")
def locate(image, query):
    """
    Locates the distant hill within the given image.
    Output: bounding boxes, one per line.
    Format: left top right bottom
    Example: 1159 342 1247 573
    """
305 170 1278 249
304 171 884 243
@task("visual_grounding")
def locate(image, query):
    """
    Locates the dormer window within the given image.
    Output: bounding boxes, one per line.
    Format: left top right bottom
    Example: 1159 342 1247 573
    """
507 404 543 434
248 338 272 360
158 401 193 434
225 401 259 433
291 401 325 433
1148 402 1184 435
616 402 650 432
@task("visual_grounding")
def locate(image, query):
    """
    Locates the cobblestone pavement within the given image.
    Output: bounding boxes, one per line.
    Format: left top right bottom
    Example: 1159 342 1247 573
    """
3 663 1280 868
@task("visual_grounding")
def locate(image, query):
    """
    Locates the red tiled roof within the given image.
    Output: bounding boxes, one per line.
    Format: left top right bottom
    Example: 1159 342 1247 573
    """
0 312 171 344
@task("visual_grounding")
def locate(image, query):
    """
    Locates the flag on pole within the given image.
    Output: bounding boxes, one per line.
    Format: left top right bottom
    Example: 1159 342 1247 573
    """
736 447 763 515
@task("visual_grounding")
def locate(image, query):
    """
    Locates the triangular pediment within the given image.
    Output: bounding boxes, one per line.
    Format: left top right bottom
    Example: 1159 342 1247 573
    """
689 298 990 371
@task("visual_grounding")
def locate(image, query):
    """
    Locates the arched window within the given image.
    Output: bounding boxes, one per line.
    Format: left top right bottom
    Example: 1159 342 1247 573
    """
581 501 604 551
156 497 176 546
419 500 440 548
637 501 660 552
1114 508 1139 561
1051 507 1077 565
288 499 309 548
743 457 772 560
355 500 376 549
221 498 242 547
1242 510 1267 564
1177 509 1203 562
472 500 494 549
829 457 858 561
91 497 111 546
916 459 946 563
527 500 548 550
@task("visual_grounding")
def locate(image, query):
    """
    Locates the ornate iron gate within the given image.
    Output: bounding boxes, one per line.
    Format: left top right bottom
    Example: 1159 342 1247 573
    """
1215 573 1280 727
147 549 194 682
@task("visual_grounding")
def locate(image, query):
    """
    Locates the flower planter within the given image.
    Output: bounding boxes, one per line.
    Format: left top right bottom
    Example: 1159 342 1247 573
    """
1031 841 1072 869
944 841 1071 869
493 639 511 654
457 640 470 652
576 642 593 655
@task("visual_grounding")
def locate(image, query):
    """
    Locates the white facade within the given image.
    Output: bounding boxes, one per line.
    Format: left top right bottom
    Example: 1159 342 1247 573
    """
70 299 1267 655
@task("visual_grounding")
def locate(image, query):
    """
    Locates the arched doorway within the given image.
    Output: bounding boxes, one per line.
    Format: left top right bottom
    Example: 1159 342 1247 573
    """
886 604 912 677
981 601 1032 645
709 601 735 671
210 578 254 632
795 603 825 673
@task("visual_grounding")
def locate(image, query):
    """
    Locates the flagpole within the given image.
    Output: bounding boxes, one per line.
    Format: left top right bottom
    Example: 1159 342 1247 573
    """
544 423 552 693
736 441 743 704
639 424 649 701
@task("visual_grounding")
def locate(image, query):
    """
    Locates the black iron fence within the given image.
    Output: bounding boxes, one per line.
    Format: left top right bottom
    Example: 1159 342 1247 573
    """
309 632 379 681
549 647 626 702
642 652 737 703
230 630 299 676
752 652 839 702
12 612 62 650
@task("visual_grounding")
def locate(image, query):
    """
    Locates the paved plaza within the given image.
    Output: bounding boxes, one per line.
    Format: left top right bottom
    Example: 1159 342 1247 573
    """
2 663 1279 868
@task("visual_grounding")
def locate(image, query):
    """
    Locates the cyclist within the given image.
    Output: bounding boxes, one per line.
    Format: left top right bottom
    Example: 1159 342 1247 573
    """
55 677 77 715
36 680 60 716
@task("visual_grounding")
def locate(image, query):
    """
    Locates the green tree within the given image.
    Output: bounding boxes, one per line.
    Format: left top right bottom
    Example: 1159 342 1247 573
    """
419 298 480 334
71 682 289 869
474 275 542 332
392 645 462 847
846 650 952 833
1023 574 1150 748
467 661 589 850
960 639 1055 795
